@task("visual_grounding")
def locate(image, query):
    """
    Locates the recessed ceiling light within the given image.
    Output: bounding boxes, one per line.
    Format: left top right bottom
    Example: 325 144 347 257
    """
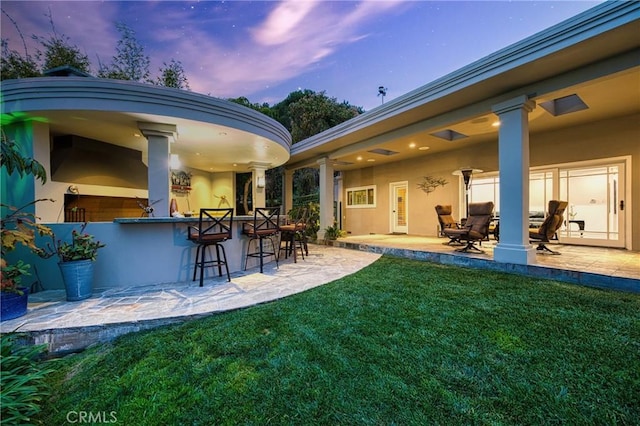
409 142 416 148
195 152 200 156
418 146 430 151
133 132 141 137
492 121 500 127
233 163 238 167
357 156 363 161
367 159 375 162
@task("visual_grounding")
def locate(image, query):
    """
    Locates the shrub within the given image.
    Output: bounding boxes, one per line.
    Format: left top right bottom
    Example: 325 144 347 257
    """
0 334 55 425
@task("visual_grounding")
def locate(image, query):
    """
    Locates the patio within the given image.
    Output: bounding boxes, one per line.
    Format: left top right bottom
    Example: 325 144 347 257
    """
1 238 637 356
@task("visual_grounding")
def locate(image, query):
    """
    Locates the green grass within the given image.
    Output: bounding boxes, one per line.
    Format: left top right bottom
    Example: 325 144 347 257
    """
37 256 639 425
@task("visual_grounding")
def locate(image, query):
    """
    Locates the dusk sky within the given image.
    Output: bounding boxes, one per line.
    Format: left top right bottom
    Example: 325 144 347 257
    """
2 1 602 111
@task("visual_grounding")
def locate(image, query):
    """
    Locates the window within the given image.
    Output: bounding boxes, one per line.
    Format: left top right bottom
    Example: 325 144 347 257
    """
346 185 376 208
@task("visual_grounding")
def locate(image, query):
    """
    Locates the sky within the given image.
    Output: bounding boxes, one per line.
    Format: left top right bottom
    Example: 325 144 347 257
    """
1 0 602 111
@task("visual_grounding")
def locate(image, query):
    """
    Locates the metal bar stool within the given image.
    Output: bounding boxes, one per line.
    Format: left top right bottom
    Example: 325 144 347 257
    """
243 207 280 273
279 207 307 263
187 208 234 286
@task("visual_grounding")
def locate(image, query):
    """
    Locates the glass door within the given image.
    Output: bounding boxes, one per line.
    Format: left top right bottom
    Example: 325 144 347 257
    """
390 182 408 234
558 163 625 248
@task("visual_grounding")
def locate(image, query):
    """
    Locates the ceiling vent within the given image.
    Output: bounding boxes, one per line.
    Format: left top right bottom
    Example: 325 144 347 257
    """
367 148 399 156
430 129 468 141
540 94 589 116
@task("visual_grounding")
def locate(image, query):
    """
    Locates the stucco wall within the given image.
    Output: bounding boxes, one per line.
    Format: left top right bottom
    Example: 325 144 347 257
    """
342 113 639 250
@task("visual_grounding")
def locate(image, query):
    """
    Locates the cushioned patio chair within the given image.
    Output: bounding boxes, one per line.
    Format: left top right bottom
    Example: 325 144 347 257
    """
442 201 494 253
435 204 463 245
530 200 568 255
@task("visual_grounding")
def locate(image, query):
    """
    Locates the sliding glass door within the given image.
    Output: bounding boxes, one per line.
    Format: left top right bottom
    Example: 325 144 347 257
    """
468 158 627 248
558 163 625 247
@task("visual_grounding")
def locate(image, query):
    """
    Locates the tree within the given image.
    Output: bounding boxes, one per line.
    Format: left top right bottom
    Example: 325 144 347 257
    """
156 59 189 89
0 42 39 80
98 22 150 82
1 10 39 80
33 9 90 73
227 96 275 119
287 90 362 143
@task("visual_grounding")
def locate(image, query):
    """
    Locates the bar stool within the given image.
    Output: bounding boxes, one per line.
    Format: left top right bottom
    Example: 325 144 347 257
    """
187 208 233 286
243 207 280 273
279 207 307 263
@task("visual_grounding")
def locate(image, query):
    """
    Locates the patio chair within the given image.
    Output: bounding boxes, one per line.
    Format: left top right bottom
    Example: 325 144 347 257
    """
435 204 463 245
243 207 280 273
530 200 568 255
279 207 307 263
442 201 494 253
187 208 234 286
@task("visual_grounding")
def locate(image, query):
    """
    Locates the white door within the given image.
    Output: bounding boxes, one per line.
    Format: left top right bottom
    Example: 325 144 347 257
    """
558 162 626 248
390 182 408 234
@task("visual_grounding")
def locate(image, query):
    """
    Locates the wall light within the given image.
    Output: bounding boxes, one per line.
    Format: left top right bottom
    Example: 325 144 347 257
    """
170 154 181 169
256 176 266 188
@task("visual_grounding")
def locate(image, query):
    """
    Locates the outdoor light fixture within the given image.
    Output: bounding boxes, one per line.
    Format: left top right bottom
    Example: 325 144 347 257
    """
170 154 181 169
453 168 483 218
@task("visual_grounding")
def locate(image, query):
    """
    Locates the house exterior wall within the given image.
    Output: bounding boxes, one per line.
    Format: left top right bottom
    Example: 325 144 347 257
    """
342 113 639 250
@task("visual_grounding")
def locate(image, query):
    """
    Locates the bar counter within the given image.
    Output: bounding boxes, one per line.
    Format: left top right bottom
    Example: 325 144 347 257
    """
35 216 277 291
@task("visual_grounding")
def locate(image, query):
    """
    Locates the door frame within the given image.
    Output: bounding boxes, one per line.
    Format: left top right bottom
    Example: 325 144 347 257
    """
389 181 408 234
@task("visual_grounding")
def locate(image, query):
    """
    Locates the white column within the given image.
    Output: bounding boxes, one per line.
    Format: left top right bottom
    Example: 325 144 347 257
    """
492 95 536 265
249 162 269 209
284 168 294 213
317 157 334 240
139 123 177 218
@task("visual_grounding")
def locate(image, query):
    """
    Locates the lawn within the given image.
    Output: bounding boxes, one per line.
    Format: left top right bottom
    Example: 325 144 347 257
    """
37 256 639 425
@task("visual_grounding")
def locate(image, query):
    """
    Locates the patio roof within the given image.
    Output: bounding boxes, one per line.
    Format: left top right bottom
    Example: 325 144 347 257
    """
0 78 291 173
287 1 640 171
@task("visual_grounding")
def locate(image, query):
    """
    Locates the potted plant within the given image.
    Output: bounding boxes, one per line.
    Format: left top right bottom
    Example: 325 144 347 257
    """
50 224 105 301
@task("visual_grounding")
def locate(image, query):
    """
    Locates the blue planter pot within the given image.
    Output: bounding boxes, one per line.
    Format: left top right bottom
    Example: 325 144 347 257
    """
1 287 29 321
59 260 94 301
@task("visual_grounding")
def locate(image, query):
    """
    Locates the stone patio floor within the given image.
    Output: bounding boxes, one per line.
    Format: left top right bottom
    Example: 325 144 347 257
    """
1 237 638 355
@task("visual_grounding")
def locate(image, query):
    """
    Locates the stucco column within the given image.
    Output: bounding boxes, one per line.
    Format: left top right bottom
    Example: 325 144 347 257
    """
283 168 294 214
492 95 536 265
249 162 269 209
139 123 177 218
317 157 334 240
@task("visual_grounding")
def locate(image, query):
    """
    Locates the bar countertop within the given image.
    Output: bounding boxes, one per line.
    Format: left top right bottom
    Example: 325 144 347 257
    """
114 216 254 224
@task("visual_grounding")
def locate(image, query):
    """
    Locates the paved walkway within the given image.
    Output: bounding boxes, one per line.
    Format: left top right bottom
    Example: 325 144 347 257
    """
1 245 381 354
2 237 638 356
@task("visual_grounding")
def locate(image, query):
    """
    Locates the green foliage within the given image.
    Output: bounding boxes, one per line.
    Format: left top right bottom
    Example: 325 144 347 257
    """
288 90 362 143
32 9 90 73
156 59 190 89
53 226 105 262
1 133 54 293
1 334 55 425
227 96 276 119
35 257 640 425
324 222 345 240
0 259 30 294
1 132 47 184
0 42 40 80
97 22 150 82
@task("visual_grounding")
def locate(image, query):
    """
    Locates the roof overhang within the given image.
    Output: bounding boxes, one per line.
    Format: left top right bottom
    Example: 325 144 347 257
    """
288 1 640 171
1 78 292 173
